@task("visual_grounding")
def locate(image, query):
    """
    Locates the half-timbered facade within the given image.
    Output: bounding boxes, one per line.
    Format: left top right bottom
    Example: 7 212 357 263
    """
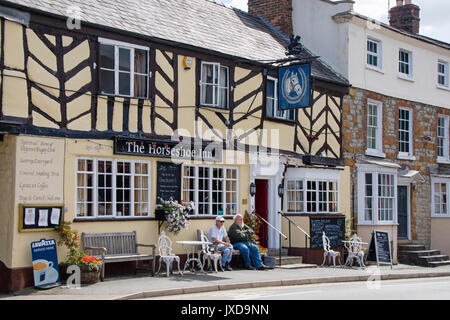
0 0 349 292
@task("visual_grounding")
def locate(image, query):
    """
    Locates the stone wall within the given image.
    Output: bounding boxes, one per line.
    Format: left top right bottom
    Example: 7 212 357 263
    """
342 87 450 248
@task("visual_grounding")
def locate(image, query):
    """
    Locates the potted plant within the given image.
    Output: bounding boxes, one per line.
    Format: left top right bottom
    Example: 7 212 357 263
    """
55 221 103 284
156 198 194 235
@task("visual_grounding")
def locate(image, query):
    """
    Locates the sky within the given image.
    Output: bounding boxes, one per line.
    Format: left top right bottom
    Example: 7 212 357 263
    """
223 0 450 43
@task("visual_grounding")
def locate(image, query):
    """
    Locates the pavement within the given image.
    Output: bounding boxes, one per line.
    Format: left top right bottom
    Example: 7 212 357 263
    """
2 263 450 300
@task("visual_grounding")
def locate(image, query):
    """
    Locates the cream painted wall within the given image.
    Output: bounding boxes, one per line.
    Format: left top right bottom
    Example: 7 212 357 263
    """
0 135 16 268
8 137 251 268
348 18 450 109
357 225 398 264
431 218 450 257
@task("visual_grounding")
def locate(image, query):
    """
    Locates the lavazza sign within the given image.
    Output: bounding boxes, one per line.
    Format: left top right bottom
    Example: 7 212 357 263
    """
114 137 222 162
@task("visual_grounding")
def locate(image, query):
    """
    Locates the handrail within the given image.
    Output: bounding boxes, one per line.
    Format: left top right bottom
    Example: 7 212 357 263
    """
279 212 310 264
253 212 288 240
280 213 311 239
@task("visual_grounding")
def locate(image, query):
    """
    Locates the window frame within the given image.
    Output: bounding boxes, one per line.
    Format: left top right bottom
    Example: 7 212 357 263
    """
98 37 150 99
357 165 398 225
284 168 341 215
182 164 238 217
431 178 450 218
398 107 415 160
437 115 450 163
75 157 151 220
437 60 449 88
365 99 385 158
366 38 383 71
199 61 230 109
398 49 413 80
265 76 295 122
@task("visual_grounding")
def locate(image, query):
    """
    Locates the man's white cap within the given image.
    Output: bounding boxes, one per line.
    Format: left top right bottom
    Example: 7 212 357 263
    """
216 216 225 222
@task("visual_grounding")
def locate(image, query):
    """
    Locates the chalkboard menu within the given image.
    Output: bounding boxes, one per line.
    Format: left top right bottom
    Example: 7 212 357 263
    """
19 204 64 232
310 216 345 249
367 230 393 267
156 162 182 202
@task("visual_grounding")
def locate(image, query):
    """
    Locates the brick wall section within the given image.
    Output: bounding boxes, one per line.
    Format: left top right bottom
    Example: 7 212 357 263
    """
248 0 293 37
342 87 450 248
389 4 420 34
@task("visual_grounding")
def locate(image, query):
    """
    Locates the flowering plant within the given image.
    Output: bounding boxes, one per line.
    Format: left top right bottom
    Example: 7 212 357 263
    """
259 246 268 257
55 221 102 271
156 198 194 235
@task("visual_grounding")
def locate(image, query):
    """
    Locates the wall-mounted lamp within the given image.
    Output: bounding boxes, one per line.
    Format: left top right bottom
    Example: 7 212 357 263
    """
278 183 284 198
250 182 256 197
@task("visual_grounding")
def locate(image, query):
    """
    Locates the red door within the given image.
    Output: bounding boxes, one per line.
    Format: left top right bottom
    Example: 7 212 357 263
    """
255 179 268 248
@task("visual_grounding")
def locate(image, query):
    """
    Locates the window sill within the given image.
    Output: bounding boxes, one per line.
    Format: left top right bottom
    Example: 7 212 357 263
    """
99 92 151 101
365 149 386 158
284 212 345 217
397 74 414 82
265 116 296 126
436 84 450 91
74 216 154 222
397 153 416 161
437 157 450 165
199 104 229 111
431 215 450 218
366 65 384 74
187 215 236 220
357 222 399 226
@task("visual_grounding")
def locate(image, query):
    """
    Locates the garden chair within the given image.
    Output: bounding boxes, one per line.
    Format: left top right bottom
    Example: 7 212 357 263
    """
321 231 342 267
344 234 366 268
156 231 183 277
199 230 223 273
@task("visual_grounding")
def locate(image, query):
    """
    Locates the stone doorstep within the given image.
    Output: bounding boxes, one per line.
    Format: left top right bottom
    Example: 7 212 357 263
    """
418 255 449 262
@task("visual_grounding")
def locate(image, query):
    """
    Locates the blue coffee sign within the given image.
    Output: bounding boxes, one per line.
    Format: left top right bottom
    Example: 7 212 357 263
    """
31 238 60 288
278 63 311 110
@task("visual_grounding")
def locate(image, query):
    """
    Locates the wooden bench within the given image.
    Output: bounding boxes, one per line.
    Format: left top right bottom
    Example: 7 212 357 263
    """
81 231 156 280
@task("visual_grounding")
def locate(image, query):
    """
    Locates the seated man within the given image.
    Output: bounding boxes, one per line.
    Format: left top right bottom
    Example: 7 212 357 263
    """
227 214 268 270
208 216 233 271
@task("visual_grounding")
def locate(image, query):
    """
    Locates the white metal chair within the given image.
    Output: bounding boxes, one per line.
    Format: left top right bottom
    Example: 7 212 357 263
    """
156 231 183 277
344 234 366 268
321 231 342 267
199 230 223 273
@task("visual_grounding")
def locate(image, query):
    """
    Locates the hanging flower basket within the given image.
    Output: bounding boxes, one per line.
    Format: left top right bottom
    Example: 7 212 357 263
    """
156 198 194 235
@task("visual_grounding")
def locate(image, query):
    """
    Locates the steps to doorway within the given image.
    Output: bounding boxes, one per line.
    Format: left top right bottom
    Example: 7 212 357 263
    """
265 248 317 269
398 244 450 267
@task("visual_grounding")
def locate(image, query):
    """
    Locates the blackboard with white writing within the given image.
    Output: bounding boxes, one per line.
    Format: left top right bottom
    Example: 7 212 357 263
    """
367 230 393 267
310 216 345 249
156 162 182 202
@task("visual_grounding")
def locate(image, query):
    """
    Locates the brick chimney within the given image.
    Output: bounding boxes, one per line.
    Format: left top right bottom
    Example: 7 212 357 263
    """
248 0 293 37
389 0 420 34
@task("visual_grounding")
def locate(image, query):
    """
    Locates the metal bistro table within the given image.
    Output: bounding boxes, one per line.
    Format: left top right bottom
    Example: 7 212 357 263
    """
176 240 212 274
342 239 368 268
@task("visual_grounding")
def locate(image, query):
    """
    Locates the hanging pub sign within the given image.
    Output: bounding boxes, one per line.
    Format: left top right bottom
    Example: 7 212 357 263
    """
31 238 60 289
278 63 311 110
114 137 222 162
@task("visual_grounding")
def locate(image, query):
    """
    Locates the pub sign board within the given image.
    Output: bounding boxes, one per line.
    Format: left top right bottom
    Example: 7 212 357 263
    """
114 137 222 162
310 216 345 249
278 63 311 110
157 161 182 202
31 238 60 289
367 230 393 268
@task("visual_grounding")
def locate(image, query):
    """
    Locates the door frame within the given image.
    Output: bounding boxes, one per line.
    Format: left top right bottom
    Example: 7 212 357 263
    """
397 180 411 240
255 179 269 248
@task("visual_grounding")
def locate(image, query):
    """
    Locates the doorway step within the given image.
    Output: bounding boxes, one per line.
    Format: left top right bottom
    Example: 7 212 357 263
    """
398 243 450 267
266 248 317 269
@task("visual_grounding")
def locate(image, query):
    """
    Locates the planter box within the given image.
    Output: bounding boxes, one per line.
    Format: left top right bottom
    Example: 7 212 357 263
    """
59 263 102 285
263 256 276 268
